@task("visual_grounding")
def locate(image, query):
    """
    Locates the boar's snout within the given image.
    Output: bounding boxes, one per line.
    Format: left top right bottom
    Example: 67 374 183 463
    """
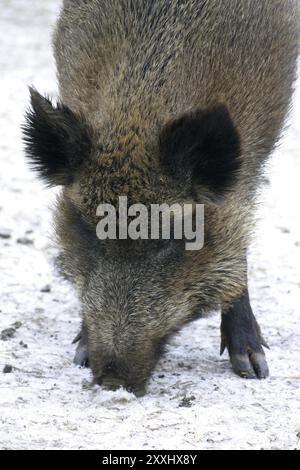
94 360 146 396
97 373 146 397
83 269 170 396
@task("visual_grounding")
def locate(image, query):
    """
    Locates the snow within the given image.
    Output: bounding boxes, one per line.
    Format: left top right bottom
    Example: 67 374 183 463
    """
0 0 299 451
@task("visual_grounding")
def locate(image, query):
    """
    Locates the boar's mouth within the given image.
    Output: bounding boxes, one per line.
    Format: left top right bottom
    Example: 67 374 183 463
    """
94 373 147 397
89 354 151 396
88 332 171 396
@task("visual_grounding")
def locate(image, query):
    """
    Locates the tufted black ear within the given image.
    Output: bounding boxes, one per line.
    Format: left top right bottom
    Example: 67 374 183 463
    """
23 88 92 187
159 104 241 195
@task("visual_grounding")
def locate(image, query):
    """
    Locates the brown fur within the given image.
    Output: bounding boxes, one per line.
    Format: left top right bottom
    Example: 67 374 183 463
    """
25 0 299 394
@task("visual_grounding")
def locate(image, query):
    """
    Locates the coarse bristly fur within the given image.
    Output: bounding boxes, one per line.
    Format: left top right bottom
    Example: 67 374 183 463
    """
23 0 299 395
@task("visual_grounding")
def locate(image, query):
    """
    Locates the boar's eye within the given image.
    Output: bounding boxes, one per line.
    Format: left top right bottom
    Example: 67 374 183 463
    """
68 203 98 248
159 104 241 196
23 88 92 187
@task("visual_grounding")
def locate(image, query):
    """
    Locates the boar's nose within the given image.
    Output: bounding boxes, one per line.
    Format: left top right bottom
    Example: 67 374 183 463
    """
97 360 125 390
100 374 127 391
96 361 146 396
99 375 146 396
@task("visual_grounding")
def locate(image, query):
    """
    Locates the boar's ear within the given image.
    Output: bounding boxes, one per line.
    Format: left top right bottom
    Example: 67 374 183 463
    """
23 88 92 187
159 104 241 195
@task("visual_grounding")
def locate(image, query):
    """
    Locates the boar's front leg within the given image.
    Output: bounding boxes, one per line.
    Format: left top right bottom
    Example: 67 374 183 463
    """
73 323 89 367
221 288 269 379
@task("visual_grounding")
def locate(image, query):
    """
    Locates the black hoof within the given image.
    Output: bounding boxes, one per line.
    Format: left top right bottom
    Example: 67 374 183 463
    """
72 329 89 367
230 352 269 379
221 290 270 380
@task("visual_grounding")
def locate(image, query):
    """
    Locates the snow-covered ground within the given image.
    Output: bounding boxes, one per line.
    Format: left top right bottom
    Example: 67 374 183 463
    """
0 0 299 451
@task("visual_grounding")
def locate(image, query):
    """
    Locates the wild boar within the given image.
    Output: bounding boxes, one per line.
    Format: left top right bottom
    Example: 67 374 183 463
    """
23 0 299 395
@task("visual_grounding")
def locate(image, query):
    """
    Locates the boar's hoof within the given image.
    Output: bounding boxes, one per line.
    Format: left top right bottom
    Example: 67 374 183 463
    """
221 328 270 379
72 331 89 367
230 352 269 380
221 290 270 379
